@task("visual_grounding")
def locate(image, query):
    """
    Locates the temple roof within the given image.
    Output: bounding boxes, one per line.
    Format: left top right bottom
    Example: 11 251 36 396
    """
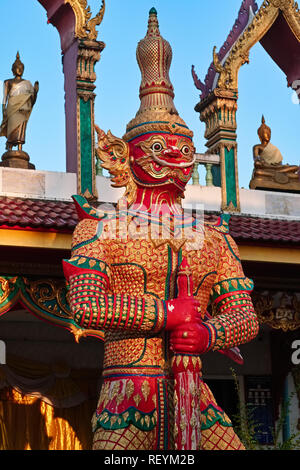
193 0 300 99
0 197 76 233
192 0 258 99
0 196 299 245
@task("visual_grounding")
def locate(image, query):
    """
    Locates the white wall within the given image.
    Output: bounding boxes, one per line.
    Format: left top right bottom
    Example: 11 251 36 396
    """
0 168 299 220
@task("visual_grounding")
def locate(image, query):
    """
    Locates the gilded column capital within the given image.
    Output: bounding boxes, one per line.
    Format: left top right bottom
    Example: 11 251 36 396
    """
77 39 105 87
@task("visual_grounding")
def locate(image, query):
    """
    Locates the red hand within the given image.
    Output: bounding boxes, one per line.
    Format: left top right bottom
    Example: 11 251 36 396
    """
168 258 209 354
170 323 210 354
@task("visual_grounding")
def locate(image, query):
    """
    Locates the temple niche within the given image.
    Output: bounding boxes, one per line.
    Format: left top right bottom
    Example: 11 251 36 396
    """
193 0 300 207
250 115 300 192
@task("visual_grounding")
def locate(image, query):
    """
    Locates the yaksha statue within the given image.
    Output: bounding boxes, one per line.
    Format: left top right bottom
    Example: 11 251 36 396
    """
63 8 259 451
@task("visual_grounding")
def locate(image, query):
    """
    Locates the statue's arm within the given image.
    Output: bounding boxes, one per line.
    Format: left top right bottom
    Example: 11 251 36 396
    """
171 234 258 355
253 144 264 160
31 81 39 106
201 234 259 353
64 260 167 333
63 218 198 333
63 219 166 333
2 80 9 114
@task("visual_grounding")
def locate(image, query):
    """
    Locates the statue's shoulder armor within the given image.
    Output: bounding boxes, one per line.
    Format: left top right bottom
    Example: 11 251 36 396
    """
204 214 230 235
72 195 109 222
204 214 242 263
72 195 118 249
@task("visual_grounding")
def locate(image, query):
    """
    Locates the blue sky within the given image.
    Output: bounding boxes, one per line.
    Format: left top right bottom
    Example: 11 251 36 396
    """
0 0 298 189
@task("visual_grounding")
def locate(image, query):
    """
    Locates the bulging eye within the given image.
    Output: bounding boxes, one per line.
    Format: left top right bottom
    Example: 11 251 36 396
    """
151 142 163 152
181 145 191 155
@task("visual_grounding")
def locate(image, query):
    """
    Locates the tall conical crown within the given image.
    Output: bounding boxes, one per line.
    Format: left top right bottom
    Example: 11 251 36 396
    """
123 8 193 142
258 115 271 139
136 7 177 116
12 52 24 74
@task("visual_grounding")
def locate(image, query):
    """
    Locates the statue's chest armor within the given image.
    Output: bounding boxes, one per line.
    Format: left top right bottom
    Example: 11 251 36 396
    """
109 236 219 304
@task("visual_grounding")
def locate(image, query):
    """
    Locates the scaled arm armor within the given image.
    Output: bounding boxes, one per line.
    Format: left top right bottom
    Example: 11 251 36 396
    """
63 218 166 333
201 232 259 352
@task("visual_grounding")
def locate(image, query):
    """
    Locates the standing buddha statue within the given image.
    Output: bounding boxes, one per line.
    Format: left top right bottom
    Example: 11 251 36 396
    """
0 52 39 169
63 8 259 451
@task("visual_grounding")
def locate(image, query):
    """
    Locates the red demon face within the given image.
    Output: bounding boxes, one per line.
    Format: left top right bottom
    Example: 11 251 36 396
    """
128 133 195 194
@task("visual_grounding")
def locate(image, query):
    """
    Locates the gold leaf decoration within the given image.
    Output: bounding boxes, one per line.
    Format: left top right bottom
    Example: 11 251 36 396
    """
133 394 141 407
95 125 137 206
145 415 150 428
110 416 117 426
183 356 189 370
141 380 151 402
191 356 197 370
111 381 120 400
223 281 230 291
116 393 125 406
215 284 221 294
125 380 134 400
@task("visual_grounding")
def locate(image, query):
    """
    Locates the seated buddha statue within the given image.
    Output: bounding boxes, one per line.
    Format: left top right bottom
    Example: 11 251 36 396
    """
253 116 283 166
250 116 300 191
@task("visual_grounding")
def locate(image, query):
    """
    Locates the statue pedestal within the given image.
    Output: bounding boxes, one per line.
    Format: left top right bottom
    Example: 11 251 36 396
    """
249 161 300 193
0 150 35 170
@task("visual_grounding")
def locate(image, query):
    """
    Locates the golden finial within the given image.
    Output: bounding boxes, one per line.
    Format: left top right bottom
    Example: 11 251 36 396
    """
123 8 193 141
258 115 271 140
213 46 223 74
86 0 105 40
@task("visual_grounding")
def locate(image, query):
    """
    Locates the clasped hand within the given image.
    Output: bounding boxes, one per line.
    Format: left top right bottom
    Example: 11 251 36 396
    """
165 298 209 355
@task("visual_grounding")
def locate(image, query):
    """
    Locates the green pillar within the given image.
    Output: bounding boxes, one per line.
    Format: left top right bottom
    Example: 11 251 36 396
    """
195 89 240 212
76 39 105 201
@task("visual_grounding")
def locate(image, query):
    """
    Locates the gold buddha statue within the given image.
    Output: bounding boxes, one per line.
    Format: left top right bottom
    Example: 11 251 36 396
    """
250 116 300 192
0 52 39 169
253 116 283 166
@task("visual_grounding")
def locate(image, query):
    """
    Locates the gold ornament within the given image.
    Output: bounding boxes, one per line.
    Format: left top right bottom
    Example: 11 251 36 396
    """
123 8 193 142
95 125 137 206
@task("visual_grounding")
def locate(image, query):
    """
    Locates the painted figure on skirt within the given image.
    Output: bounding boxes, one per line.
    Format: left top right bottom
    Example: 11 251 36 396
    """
63 9 259 450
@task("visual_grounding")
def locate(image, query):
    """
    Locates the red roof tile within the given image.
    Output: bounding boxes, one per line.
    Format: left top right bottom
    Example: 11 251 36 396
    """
0 196 300 244
0 197 78 232
228 215 300 244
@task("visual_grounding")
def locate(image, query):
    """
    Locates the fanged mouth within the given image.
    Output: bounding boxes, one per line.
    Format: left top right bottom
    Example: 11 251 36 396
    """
149 162 191 179
151 150 196 169
152 161 163 172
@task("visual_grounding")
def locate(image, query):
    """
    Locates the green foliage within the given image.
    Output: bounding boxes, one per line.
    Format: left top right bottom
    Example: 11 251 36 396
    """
230 368 300 451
